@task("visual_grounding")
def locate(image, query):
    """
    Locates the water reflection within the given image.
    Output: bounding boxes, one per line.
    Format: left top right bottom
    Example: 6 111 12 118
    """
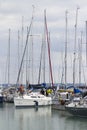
0 104 87 130
65 116 87 130
14 106 51 117
14 106 52 130
0 103 4 108
52 109 87 130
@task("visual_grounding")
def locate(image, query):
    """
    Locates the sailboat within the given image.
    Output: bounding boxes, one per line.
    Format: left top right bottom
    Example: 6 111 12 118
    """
3 29 16 103
64 8 87 117
65 94 87 117
14 10 53 107
52 11 71 110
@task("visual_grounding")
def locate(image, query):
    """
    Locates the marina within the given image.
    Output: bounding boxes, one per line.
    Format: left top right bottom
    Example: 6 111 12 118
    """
1 0 87 130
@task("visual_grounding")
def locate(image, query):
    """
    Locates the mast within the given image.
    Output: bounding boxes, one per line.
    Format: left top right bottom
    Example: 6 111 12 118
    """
38 12 47 84
86 21 87 65
31 34 34 84
18 30 20 79
65 10 68 86
20 16 24 83
43 17 46 83
73 7 79 86
8 28 11 85
26 27 28 86
16 8 34 85
79 32 82 85
44 10 54 87
61 49 64 84
38 36 44 84
48 32 51 83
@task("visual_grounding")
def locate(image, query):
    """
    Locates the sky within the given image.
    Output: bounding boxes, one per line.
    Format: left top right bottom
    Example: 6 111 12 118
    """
0 0 87 85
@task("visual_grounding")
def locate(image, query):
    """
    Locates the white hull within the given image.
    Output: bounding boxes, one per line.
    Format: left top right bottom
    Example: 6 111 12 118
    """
14 92 52 107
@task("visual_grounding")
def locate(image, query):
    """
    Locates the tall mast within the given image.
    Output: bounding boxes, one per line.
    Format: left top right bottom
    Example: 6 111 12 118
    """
38 36 43 84
31 5 35 84
18 30 20 77
8 28 11 85
79 32 82 85
31 35 34 84
86 21 87 65
20 16 24 83
26 27 28 86
43 16 46 83
16 8 34 85
48 32 51 83
38 13 46 84
73 7 79 86
65 10 68 86
44 10 54 87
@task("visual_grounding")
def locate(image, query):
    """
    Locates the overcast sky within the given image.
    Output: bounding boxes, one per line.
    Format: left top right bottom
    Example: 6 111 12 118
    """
0 0 87 85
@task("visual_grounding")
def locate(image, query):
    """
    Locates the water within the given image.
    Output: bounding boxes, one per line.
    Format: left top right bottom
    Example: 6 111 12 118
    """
0 103 87 130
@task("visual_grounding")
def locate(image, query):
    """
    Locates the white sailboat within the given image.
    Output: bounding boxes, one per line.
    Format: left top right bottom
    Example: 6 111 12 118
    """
14 9 52 107
14 91 52 107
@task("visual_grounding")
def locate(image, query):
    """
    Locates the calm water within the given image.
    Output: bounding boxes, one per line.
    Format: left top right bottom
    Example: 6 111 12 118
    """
0 103 87 130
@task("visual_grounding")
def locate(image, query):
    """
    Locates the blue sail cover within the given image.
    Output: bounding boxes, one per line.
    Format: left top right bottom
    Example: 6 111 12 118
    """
67 85 82 94
74 88 82 94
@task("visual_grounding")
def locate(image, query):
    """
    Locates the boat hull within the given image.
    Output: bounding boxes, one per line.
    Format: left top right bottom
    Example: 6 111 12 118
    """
0 96 3 103
14 95 52 107
65 106 87 117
